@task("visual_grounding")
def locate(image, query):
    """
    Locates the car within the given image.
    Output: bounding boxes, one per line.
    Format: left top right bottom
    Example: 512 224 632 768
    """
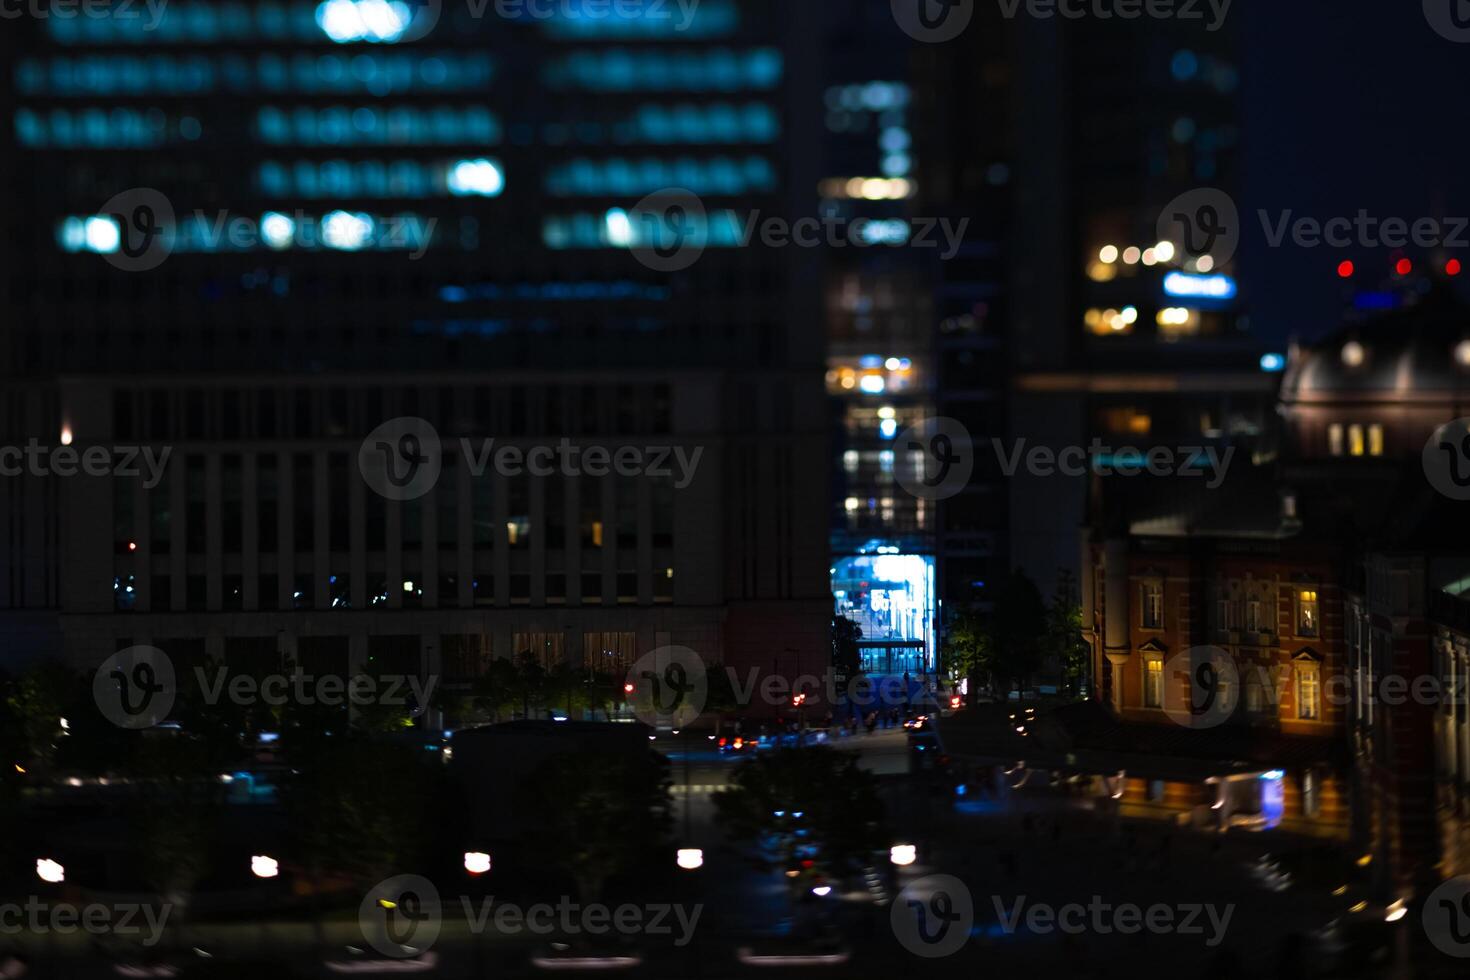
717 734 755 755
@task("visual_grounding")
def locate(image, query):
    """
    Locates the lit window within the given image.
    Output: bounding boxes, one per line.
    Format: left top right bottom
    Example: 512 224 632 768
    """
1367 424 1384 457
1245 672 1264 712
1348 424 1365 457
1328 423 1343 456
1297 590 1319 637
1246 599 1262 633
1142 582 1163 629
1297 664 1321 720
1303 771 1321 817
1144 655 1164 708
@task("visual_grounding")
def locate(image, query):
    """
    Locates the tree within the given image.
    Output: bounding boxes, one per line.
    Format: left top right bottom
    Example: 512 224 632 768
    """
509 652 549 719
130 734 221 936
1044 569 1090 697
471 657 522 724
279 733 436 890
520 749 672 901
3 661 76 777
830 617 862 679
713 746 886 894
941 606 991 698
989 570 1047 698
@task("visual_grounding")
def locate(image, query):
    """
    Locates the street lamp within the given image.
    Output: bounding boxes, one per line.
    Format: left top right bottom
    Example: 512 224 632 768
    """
35 859 64 884
250 855 279 879
464 851 491 875
889 844 917 867
676 848 703 871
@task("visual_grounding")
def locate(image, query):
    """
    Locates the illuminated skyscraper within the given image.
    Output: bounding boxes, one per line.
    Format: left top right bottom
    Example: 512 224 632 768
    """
0 0 830 700
821 6 1011 673
1006 12 1271 593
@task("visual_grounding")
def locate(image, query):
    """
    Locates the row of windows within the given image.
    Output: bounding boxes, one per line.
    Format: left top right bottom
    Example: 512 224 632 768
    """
438 280 670 304
614 102 779 144
1139 581 1319 637
114 569 675 612
1327 423 1386 458
257 105 500 146
108 384 674 442
544 155 776 197
1140 656 1322 720
15 107 185 148
112 455 676 557
47 2 322 44
539 0 738 39
543 209 748 250
257 158 504 199
542 48 783 92
60 211 434 256
542 102 780 147
46 0 740 45
251 155 777 201
16 52 494 96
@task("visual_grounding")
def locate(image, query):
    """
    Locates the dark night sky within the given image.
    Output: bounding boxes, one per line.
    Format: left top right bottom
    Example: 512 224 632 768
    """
1240 0 1470 346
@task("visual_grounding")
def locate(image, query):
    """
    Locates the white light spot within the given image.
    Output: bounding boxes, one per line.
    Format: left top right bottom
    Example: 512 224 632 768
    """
84 216 121 254
447 158 505 198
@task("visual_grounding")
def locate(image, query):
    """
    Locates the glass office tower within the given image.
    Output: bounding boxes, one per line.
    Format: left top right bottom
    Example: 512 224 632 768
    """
0 0 829 703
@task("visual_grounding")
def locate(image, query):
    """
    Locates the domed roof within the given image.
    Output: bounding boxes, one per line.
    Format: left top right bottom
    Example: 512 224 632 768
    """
1280 285 1470 402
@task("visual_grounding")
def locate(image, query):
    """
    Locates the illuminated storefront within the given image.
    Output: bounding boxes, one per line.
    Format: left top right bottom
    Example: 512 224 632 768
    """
832 550 934 675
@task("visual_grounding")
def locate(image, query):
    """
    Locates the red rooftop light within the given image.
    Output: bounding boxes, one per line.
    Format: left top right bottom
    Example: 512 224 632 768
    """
1448 259 1463 277
1395 258 1413 276
1337 260 1354 279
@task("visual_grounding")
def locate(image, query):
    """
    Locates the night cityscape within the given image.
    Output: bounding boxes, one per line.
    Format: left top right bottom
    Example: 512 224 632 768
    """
2 0 1470 976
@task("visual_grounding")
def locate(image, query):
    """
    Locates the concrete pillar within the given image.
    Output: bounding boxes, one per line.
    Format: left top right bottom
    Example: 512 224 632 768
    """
1104 538 1130 655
